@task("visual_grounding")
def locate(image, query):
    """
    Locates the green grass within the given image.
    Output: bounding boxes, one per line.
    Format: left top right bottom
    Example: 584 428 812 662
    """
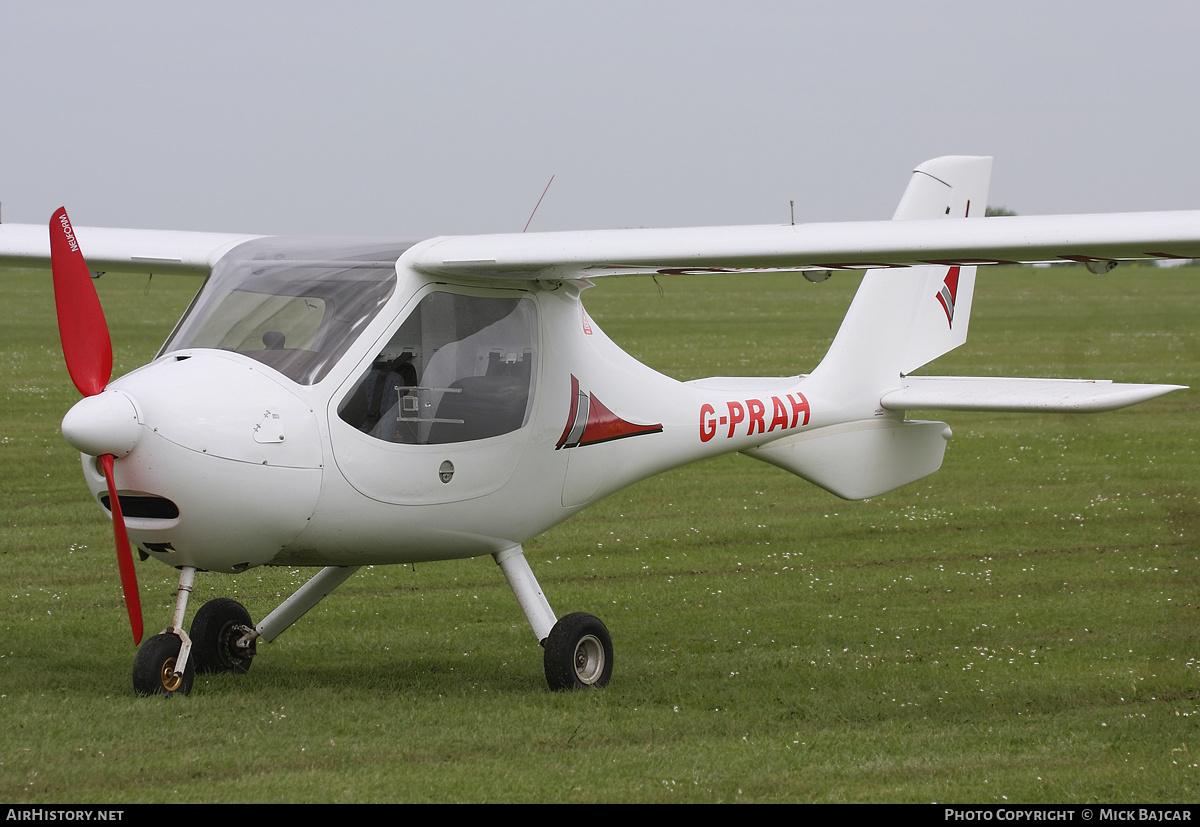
0 263 1196 803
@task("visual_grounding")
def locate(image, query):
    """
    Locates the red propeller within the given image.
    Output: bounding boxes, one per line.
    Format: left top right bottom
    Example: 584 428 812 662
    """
50 208 144 645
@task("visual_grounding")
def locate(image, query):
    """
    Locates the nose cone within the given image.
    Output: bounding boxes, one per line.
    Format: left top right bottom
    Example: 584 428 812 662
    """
62 390 140 457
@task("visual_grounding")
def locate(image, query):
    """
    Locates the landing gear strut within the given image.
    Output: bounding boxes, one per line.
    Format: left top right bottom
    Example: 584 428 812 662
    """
494 545 613 691
128 553 610 695
131 567 197 697
130 565 360 697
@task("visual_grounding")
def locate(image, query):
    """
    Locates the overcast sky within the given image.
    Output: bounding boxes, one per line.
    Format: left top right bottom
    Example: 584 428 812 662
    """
2 2 1198 238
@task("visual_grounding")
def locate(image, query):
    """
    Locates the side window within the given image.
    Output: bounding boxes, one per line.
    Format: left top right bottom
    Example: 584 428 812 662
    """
338 292 537 444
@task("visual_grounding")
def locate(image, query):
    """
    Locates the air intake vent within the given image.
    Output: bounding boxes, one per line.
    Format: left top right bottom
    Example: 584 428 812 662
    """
100 495 180 520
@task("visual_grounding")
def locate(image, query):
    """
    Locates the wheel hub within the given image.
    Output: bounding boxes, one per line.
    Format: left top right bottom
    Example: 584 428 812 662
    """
159 658 182 692
573 634 605 684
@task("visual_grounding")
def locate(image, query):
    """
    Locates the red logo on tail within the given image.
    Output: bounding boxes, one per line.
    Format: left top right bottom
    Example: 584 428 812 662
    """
935 266 961 328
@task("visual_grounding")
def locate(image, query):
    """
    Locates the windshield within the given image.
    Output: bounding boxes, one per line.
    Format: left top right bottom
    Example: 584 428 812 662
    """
161 236 420 385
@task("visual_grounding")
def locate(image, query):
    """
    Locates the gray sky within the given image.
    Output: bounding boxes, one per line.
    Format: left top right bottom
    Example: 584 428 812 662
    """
2 1 1198 237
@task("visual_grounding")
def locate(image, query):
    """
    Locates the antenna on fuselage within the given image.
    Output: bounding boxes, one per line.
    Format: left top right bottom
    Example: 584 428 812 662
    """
523 175 555 233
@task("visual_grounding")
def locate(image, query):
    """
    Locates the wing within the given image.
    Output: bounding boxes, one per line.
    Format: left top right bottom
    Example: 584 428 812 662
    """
411 210 1200 281
10 213 1197 281
0 223 262 276
5 155 1199 280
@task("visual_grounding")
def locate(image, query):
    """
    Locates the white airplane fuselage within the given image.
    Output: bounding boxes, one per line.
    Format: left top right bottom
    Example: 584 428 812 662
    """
73 257 836 574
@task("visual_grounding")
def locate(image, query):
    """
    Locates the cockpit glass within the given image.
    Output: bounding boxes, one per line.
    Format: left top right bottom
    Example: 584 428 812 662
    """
160 236 420 385
339 291 538 444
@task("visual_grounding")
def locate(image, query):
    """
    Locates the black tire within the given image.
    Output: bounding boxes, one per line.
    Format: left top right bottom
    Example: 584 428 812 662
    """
132 633 195 696
189 598 256 675
543 612 613 691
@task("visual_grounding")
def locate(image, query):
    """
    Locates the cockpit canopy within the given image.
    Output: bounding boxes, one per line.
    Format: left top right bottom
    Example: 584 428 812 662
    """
160 236 421 385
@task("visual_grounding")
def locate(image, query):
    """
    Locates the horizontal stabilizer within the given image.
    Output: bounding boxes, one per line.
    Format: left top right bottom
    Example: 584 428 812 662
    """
880 376 1185 413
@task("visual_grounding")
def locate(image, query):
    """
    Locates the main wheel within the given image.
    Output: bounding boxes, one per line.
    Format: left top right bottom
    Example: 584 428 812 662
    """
543 612 613 691
132 633 195 696
190 597 256 675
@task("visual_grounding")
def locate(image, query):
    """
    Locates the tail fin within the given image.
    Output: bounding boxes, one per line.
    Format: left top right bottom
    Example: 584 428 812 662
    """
807 156 992 411
746 156 1182 501
742 157 991 500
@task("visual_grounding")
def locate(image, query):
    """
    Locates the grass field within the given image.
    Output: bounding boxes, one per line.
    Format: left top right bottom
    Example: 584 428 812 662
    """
0 262 1196 803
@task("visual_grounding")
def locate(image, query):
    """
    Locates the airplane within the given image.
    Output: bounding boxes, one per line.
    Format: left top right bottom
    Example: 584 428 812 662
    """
0 155 1193 696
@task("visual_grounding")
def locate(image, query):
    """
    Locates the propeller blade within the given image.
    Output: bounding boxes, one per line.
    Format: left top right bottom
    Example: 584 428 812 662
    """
99 454 143 645
51 209 141 644
49 207 112 398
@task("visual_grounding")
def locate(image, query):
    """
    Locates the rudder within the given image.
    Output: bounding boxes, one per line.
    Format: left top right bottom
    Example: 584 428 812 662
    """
807 156 992 412
742 157 992 500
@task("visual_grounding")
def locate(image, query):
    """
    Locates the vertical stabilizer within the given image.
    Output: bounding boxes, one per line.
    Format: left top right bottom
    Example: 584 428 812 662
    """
892 156 992 222
808 156 992 411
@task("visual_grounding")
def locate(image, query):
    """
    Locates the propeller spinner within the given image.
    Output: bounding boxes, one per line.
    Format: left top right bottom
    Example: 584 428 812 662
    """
50 207 143 644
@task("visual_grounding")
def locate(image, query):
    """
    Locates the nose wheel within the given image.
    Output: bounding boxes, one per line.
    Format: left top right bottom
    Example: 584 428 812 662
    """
130 567 262 696
132 633 195 696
